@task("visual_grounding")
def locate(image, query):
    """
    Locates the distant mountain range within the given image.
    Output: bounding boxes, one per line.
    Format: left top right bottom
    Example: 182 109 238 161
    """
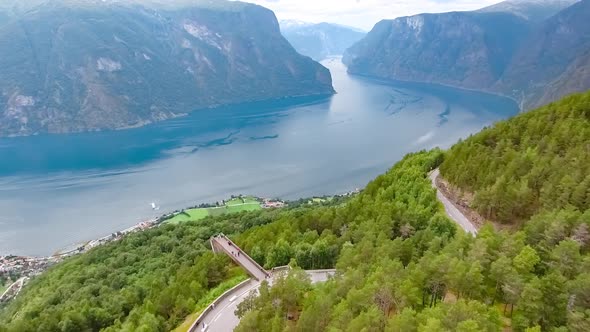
344 0 588 109
0 0 334 137
280 20 365 61
478 0 578 21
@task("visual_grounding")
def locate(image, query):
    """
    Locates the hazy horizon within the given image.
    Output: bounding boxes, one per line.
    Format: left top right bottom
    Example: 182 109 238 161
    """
241 0 504 30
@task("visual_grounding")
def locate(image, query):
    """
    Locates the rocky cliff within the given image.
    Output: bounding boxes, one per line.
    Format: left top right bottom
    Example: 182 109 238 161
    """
495 0 590 108
478 0 579 22
344 11 531 90
0 0 334 136
344 0 589 110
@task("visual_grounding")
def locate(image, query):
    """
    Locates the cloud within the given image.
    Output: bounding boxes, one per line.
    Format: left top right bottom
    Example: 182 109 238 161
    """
242 0 502 30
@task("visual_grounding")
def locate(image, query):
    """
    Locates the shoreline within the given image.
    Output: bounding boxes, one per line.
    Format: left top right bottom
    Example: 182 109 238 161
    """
0 191 359 294
2 195 270 257
347 71 524 112
0 195 280 299
0 189 360 301
49 195 281 257
0 92 335 139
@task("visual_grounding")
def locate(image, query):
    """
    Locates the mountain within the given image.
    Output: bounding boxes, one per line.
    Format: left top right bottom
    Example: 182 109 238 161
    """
344 0 590 110
478 0 579 22
0 0 334 137
495 0 590 108
281 21 365 61
344 11 532 90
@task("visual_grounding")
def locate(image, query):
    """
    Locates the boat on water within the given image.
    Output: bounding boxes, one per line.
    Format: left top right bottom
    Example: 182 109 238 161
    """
151 202 160 211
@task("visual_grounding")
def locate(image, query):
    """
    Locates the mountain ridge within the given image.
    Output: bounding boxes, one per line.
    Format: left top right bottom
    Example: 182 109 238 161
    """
478 0 579 22
344 0 589 110
344 11 532 92
494 0 590 108
0 0 334 137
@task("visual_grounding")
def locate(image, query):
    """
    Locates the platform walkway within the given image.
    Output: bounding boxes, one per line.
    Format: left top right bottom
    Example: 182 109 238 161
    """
210 234 269 281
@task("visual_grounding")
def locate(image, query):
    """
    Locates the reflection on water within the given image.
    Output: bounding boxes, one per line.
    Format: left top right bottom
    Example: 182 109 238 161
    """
0 59 519 256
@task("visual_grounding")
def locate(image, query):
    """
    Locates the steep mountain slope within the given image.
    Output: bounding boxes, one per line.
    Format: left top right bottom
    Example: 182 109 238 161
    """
344 11 531 90
496 0 590 108
281 21 365 61
478 0 579 22
0 0 334 137
440 90 590 224
345 0 590 110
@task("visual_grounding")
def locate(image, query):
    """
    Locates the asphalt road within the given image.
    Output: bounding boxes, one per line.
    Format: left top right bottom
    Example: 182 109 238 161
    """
429 169 478 235
0 277 27 302
199 270 335 332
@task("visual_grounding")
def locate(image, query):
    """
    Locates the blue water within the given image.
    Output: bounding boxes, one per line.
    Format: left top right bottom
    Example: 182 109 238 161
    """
0 59 519 256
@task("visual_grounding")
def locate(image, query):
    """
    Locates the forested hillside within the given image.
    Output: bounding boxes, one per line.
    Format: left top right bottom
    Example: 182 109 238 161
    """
441 91 590 224
0 209 280 331
0 150 447 331
235 148 590 331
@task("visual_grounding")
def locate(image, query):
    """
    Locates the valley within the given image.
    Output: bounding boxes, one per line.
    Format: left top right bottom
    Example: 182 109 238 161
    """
0 1 589 331
280 21 366 61
0 59 518 256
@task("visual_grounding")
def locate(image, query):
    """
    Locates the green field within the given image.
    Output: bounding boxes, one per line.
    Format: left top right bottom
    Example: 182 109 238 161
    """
226 196 259 206
166 209 210 224
165 197 261 224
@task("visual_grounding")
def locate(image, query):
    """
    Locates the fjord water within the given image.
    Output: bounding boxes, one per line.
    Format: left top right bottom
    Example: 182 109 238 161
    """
0 59 518 256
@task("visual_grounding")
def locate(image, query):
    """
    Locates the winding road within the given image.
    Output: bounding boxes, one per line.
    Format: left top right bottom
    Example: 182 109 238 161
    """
196 270 334 332
0 277 27 302
429 169 478 235
190 235 335 332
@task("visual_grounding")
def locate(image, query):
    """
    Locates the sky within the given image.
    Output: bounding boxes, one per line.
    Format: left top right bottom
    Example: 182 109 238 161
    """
242 0 503 30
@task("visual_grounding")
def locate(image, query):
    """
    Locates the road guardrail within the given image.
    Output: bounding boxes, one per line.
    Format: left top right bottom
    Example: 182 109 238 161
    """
187 278 254 332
